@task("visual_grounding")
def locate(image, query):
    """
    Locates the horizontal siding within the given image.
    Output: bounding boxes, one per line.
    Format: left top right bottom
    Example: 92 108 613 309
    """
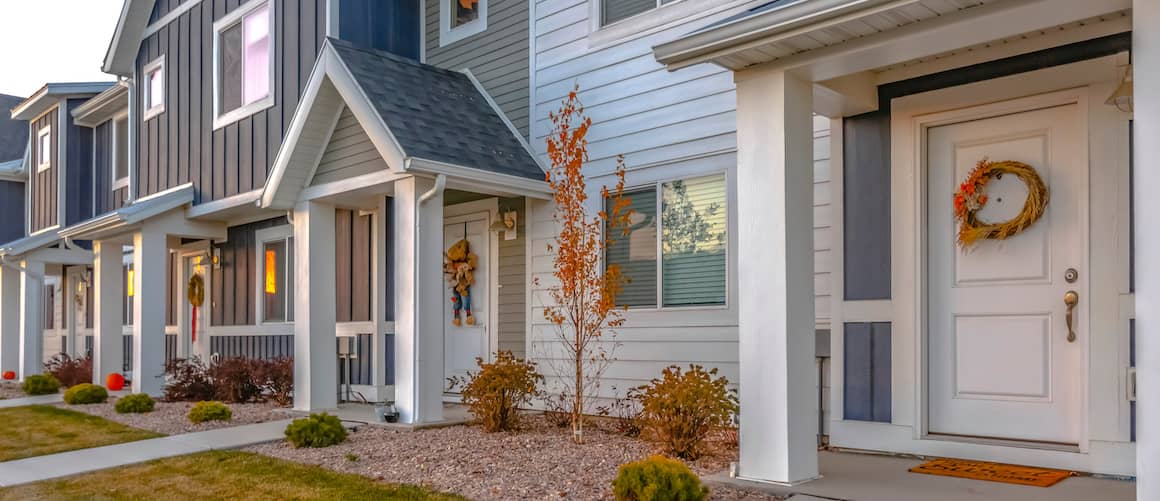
312 107 387 186
426 0 531 136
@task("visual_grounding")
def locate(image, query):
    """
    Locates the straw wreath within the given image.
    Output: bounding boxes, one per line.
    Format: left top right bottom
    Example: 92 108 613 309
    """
953 158 1049 249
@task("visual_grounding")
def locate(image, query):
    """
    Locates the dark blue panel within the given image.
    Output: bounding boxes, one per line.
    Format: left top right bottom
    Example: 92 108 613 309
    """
842 111 891 300
65 99 94 227
1132 319 1136 442
871 323 892 422
0 180 25 245
843 323 873 421
339 0 421 60
385 333 395 386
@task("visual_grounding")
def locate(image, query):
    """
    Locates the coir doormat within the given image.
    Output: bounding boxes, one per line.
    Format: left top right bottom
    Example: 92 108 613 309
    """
909 458 1074 487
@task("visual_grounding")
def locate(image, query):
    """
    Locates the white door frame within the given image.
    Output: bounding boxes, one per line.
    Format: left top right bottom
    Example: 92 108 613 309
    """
443 198 501 363
176 243 212 361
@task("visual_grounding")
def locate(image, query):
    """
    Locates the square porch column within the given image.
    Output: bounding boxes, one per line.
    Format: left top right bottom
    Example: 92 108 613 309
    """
293 200 338 411
92 240 123 385
18 260 45 380
734 68 819 484
392 176 444 424
1134 0 1159 497
132 226 168 395
0 264 20 376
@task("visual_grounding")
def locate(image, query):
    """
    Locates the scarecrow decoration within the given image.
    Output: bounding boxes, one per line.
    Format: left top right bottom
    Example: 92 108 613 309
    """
953 158 1049 249
444 238 478 327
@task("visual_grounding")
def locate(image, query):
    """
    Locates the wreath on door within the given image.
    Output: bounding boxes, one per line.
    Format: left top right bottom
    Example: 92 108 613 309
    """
953 158 1049 249
187 274 205 342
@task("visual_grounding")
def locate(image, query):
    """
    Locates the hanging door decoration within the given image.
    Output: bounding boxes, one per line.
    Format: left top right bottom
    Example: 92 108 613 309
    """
953 158 1049 249
187 273 205 342
444 233 478 327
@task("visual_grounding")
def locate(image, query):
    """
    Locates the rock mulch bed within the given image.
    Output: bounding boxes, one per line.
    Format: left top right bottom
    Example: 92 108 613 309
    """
71 398 286 435
0 382 25 399
249 415 779 500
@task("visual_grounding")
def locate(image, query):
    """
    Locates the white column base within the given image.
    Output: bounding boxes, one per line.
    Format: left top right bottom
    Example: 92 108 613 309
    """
92 240 124 384
293 201 338 412
18 260 44 380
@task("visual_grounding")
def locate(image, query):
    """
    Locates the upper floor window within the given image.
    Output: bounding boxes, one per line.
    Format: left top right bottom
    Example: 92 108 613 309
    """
36 127 51 172
143 56 165 120
112 115 129 190
214 0 274 129
440 0 487 47
601 0 679 26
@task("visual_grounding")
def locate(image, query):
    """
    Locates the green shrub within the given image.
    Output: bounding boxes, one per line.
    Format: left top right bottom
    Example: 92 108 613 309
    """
22 374 61 395
284 413 348 448
452 351 542 432
634 365 739 459
115 393 156 414
612 455 708 501
63 383 109 404
188 401 232 423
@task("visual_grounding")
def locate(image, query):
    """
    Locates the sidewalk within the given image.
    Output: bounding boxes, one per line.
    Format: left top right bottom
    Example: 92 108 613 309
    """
0 393 64 408
0 418 294 487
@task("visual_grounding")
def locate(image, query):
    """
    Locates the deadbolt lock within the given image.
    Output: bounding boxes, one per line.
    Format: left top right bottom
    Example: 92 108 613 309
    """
1064 268 1078 284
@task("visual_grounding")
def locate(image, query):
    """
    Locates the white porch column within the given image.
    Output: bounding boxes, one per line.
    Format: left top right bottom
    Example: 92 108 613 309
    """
92 240 124 384
18 260 45 379
293 200 338 411
132 227 168 395
734 68 818 484
1135 1 1159 497
0 264 20 376
372 195 389 390
393 176 444 424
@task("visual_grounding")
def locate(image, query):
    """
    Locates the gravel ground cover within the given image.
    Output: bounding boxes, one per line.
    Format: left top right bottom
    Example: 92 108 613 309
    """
0 382 24 400
71 398 286 435
250 415 779 500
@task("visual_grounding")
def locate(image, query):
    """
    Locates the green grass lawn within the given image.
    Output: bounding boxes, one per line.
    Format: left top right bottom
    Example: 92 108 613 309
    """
0 405 162 462
0 450 467 501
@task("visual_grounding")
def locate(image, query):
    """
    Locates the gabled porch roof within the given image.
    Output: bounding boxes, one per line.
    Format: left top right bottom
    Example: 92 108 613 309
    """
261 38 549 210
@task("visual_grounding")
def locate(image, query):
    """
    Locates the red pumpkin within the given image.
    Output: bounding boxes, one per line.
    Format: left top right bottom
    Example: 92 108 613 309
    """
105 373 125 391
1 371 14 380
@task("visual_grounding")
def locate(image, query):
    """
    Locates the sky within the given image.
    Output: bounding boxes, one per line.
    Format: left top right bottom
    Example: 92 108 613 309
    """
0 0 124 97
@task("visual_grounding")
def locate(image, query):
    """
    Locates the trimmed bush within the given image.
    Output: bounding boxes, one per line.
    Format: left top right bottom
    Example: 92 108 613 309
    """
115 393 156 414
612 455 708 501
22 374 61 395
63 383 109 404
453 351 542 432
44 353 93 388
164 357 216 402
253 357 294 406
209 357 262 403
188 401 232 423
634 365 739 460
284 413 348 448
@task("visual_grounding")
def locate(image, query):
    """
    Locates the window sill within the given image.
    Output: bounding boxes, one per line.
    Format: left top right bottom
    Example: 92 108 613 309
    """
440 18 488 47
213 96 274 130
588 0 752 49
112 177 129 191
142 105 165 122
36 163 50 173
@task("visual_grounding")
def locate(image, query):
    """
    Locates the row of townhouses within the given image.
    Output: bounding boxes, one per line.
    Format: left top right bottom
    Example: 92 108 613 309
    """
0 0 1157 491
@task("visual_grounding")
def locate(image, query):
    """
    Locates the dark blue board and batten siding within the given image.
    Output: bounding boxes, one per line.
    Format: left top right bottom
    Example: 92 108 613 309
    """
843 322 891 423
136 0 326 204
93 120 129 215
29 109 58 233
0 180 25 244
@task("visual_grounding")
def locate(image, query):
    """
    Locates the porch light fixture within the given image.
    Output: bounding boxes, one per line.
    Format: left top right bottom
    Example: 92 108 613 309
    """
489 210 518 240
211 247 222 270
1106 64 1133 112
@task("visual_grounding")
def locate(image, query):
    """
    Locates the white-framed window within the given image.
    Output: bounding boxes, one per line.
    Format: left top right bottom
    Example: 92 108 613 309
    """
605 173 728 309
600 0 679 26
255 225 294 324
213 0 274 129
111 114 129 190
439 0 487 47
142 56 165 121
36 127 51 172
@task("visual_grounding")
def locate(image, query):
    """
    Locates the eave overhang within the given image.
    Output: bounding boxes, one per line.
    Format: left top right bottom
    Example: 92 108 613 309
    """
12 82 117 121
58 183 195 241
103 0 156 76
0 231 61 258
72 83 130 127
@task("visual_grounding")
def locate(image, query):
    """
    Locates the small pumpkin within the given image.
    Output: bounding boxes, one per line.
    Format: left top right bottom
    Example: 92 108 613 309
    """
105 373 126 391
1 371 14 380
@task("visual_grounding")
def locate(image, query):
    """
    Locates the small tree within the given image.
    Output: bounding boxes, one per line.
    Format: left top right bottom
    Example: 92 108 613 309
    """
537 86 632 444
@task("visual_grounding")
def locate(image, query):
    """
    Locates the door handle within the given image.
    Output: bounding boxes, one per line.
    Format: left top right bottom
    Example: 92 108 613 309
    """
1064 290 1079 343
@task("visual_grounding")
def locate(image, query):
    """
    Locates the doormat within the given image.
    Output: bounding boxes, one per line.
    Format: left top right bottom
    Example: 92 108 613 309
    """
909 458 1074 487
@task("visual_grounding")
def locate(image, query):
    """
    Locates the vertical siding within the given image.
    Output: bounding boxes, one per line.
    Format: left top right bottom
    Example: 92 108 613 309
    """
137 0 326 204
425 0 531 136
497 197 526 358
64 99 93 227
92 120 130 216
335 208 373 323
0 180 25 244
339 0 422 60
843 322 891 423
29 108 58 233
210 216 288 326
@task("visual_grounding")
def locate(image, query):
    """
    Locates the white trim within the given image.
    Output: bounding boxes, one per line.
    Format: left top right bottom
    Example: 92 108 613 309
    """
443 199 501 363
462 69 543 170
35 127 51 173
111 112 130 191
326 0 340 37
589 0 747 48
407 157 552 199
254 224 295 325
142 56 166 121
185 188 263 219
143 0 205 39
57 108 67 229
439 0 488 47
211 0 276 130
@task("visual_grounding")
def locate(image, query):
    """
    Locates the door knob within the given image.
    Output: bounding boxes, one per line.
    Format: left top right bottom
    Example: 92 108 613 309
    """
1064 290 1079 343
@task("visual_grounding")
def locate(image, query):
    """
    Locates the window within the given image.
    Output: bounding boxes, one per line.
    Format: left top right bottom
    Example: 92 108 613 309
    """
36 127 51 172
112 115 129 190
440 0 487 46
214 1 273 128
601 0 679 26
143 56 165 120
256 226 294 323
605 174 728 308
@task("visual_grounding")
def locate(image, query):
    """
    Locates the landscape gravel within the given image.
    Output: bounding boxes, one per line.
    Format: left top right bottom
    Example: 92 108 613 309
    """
0 382 24 399
248 415 780 500
71 398 286 435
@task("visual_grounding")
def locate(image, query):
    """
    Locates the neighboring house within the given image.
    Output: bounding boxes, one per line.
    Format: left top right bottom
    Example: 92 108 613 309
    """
0 93 28 246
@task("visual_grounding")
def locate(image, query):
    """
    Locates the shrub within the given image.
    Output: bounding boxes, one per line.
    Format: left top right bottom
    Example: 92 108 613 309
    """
252 357 294 406
284 413 348 448
22 374 61 395
597 388 642 437
209 357 262 403
188 401 232 423
63 383 109 404
612 455 708 501
115 393 156 414
164 357 216 402
634 365 739 460
455 351 542 432
44 353 93 388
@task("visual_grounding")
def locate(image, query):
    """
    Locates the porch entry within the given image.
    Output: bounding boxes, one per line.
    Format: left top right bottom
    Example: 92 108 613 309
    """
926 103 1085 446
443 211 491 392
183 253 210 358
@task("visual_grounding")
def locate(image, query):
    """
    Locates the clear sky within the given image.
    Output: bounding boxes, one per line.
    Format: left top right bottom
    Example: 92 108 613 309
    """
0 0 124 97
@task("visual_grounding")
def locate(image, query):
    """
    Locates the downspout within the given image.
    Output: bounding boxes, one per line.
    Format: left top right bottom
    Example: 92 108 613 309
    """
412 173 444 421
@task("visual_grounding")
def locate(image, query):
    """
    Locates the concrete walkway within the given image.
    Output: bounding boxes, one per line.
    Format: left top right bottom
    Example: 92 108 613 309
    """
709 451 1136 501
0 418 294 487
0 393 63 408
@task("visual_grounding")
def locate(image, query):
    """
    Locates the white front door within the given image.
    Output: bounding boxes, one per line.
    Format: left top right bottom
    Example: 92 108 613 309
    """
443 213 490 392
184 254 211 360
927 103 1086 446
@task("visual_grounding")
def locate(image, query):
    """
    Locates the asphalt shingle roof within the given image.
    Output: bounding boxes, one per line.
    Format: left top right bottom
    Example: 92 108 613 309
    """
328 38 545 182
0 94 28 163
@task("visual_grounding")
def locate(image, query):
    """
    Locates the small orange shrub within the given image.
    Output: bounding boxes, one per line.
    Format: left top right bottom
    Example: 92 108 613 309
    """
634 365 738 460
453 351 542 432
